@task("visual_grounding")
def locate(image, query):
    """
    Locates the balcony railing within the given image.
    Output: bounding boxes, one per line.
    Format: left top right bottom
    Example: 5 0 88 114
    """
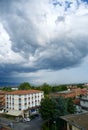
80 98 88 102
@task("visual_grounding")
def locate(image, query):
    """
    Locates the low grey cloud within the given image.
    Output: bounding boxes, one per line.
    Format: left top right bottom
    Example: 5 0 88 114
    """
0 0 88 84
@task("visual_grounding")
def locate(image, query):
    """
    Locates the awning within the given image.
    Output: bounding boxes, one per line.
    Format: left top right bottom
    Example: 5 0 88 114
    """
6 110 22 116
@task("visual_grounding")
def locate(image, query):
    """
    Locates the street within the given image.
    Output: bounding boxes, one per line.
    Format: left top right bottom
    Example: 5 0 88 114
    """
0 116 43 130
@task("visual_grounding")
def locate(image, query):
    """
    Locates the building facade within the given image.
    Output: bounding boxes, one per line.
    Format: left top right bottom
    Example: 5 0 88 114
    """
80 94 88 111
0 91 6 111
5 90 44 116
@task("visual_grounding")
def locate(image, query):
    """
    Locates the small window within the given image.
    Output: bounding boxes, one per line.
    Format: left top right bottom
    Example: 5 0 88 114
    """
69 125 72 130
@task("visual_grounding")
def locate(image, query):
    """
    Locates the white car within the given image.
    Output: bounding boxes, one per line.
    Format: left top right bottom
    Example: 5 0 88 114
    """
23 118 31 122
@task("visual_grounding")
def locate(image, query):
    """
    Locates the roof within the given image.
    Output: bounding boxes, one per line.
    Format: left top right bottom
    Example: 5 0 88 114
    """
6 90 43 95
6 110 22 116
61 112 88 130
56 90 73 94
0 91 7 94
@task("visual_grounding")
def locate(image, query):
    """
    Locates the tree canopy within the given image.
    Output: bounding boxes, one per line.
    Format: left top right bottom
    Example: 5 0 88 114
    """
39 97 55 120
41 83 52 95
40 96 70 120
2 87 12 91
66 97 76 114
18 82 32 90
39 96 76 130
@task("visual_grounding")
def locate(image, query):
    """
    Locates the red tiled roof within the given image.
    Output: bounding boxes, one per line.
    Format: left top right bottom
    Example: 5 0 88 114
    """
0 90 7 94
6 90 43 95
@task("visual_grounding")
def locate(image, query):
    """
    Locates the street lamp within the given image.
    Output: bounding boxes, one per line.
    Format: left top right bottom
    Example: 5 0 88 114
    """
53 121 56 130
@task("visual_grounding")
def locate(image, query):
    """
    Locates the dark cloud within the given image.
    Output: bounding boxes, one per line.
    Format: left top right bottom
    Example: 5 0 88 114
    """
0 0 88 84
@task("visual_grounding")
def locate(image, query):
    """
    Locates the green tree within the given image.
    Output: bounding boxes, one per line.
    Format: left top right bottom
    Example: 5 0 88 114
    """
52 85 67 92
2 87 12 91
76 84 84 88
66 97 76 114
39 97 55 120
40 96 68 129
41 83 52 95
53 96 68 118
40 96 75 130
18 82 32 90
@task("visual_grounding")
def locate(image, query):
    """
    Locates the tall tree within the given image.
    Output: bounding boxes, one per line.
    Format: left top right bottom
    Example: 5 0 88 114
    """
41 83 52 95
40 96 76 130
39 97 55 120
18 82 32 90
66 97 76 114
53 96 68 119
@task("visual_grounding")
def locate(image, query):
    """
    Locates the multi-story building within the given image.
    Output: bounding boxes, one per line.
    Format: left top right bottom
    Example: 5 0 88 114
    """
0 90 6 111
80 94 88 111
5 90 44 117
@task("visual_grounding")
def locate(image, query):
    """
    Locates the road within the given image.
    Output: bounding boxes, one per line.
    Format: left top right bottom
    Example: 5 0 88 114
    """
0 117 43 130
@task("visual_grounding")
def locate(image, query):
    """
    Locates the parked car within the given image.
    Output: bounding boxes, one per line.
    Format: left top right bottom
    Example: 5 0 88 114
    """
23 118 31 122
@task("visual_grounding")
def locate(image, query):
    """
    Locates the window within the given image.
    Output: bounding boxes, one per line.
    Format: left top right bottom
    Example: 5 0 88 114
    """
25 103 27 106
19 95 21 97
19 98 21 103
69 125 72 130
24 98 27 100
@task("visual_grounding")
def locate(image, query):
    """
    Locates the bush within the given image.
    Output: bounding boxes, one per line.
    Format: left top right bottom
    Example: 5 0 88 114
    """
42 123 49 130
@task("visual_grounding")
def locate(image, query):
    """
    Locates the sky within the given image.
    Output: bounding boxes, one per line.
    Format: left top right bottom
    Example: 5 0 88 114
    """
0 0 88 86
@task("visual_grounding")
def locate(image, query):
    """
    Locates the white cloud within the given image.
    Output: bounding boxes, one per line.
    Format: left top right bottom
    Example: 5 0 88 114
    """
0 23 24 64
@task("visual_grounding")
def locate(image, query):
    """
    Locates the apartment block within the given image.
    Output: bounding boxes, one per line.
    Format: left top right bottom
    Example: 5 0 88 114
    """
5 90 44 116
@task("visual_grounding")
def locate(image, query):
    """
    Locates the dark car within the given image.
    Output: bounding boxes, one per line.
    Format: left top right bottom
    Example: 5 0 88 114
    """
31 114 40 119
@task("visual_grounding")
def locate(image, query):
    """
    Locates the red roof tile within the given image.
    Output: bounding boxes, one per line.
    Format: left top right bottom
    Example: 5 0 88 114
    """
6 90 43 95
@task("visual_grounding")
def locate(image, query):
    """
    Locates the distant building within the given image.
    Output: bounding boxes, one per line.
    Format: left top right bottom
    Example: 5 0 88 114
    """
11 87 18 90
71 88 81 97
61 112 88 130
50 88 87 99
5 90 44 117
50 90 75 98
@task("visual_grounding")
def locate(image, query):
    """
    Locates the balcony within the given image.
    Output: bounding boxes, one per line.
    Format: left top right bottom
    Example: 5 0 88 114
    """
80 98 88 102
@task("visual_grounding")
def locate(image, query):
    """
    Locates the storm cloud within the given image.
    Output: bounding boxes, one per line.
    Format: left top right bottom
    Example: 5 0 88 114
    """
0 0 88 84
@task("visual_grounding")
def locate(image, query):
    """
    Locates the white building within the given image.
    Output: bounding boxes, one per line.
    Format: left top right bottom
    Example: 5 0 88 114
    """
80 94 88 111
5 90 44 117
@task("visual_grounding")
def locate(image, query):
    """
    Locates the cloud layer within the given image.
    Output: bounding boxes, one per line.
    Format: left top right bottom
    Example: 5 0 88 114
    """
0 0 88 84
